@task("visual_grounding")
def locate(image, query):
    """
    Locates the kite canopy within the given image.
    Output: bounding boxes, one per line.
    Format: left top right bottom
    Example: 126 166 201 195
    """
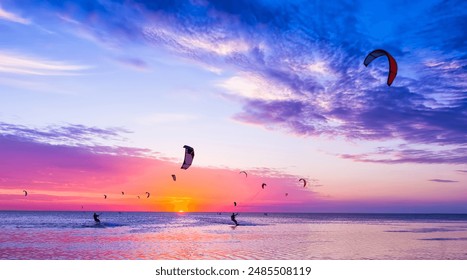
171 174 176 181
261 183 266 189
23 190 28 196
104 194 107 199
239 171 248 177
299 178 307 187
121 191 125 195
234 202 237 206
181 145 195 169
145 192 150 198
363 49 398 86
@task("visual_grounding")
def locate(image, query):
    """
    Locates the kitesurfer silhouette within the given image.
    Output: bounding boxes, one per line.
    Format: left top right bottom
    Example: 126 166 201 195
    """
93 212 100 223
231 213 239 226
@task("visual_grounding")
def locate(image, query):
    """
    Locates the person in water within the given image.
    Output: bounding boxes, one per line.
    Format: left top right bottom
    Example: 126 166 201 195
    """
93 212 100 223
231 213 239 226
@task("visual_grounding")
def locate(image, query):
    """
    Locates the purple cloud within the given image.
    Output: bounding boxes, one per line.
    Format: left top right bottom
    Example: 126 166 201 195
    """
97 1 466 148
0 123 155 184
235 100 326 135
340 147 467 164
115 56 149 70
428 179 459 183
0 122 159 192
0 122 130 146
7 0 466 163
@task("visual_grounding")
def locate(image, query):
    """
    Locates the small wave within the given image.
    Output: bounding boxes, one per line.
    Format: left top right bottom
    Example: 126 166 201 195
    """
385 227 464 233
419 237 467 241
81 222 125 228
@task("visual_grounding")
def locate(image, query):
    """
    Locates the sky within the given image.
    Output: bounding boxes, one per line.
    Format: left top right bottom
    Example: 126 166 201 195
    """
0 0 466 213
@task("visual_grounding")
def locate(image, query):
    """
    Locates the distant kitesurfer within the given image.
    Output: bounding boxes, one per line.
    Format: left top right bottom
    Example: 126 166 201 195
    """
93 212 100 223
231 213 239 226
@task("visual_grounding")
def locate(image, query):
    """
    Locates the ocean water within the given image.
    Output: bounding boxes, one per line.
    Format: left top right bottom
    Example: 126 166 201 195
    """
0 211 466 260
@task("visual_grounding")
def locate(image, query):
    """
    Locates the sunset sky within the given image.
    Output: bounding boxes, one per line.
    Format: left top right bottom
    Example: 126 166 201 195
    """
0 0 465 213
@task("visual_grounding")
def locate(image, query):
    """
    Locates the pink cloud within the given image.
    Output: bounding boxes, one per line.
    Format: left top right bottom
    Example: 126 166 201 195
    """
0 124 317 212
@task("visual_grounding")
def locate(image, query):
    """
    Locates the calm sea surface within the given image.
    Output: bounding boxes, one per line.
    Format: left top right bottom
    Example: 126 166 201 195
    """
1 211 466 260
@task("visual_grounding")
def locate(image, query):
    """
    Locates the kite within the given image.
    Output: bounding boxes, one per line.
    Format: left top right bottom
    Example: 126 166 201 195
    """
181 145 195 170
239 171 248 177
171 174 176 181
363 49 398 86
299 178 307 188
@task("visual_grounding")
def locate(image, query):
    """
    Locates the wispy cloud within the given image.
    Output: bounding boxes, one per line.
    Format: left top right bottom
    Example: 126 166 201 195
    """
114 56 149 71
0 76 71 95
339 146 467 164
428 179 459 183
0 122 132 148
218 73 298 101
0 51 90 75
0 5 30 24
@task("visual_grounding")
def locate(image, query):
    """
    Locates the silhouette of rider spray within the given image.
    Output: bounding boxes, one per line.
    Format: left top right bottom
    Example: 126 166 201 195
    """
231 213 239 226
93 212 101 223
